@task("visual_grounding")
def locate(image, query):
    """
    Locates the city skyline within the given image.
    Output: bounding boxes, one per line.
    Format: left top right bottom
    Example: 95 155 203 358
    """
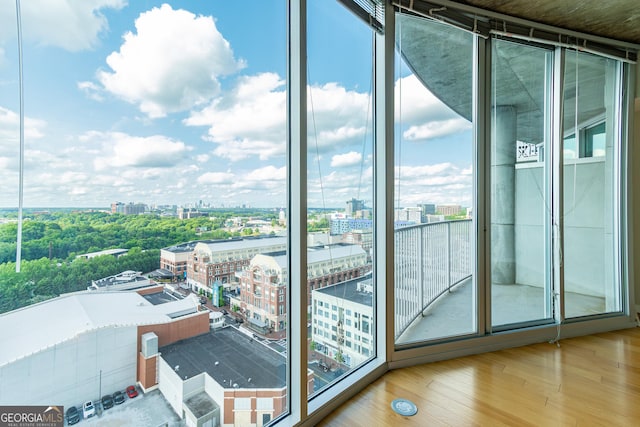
0 1 472 209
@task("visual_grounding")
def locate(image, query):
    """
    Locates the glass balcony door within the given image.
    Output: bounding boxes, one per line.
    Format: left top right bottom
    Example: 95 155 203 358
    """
490 39 554 329
561 50 622 318
393 13 476 345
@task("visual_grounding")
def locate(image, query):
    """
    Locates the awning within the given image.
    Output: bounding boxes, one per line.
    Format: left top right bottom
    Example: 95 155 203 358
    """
248 317 268 328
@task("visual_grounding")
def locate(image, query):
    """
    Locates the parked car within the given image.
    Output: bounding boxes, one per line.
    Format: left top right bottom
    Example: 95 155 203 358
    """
83 400 95 419
101 394 114 410
126 385 138 398
66 406 80 425
113 391 125 405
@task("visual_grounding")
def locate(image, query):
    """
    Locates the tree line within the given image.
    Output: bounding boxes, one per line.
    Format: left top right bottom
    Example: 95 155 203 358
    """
0 210 274 314
0 248 159 313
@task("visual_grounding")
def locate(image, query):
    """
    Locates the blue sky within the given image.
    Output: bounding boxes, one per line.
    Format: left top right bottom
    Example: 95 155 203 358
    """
0 1 472 209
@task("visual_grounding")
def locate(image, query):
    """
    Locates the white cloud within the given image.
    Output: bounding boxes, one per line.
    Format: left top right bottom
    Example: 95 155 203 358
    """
79 131 191 171
242 165 286 185
0 106 46 142
186 75 373 162
197 172 235 185
395 163 473 207
0 0 126 52
318 126 366 144
331 151 362 168
193 165 286 207
77 81 104 101
397 163 456 177
403 118 471 141
395 74 471 142
97 4 244 118
307 83 371 151
196 154 210 163
186 72 286 161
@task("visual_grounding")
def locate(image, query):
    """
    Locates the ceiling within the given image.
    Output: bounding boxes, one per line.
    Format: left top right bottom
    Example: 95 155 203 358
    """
452 0 640 45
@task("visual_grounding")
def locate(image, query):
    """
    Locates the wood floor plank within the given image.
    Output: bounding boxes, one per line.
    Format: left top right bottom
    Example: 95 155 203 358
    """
318 328 640 427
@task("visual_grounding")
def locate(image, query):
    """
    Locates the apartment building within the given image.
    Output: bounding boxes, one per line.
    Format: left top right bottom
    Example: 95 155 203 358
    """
232 244 369 332
187 237 287 292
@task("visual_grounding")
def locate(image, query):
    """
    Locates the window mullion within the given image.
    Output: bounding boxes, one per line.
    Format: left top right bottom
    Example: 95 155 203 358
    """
375 0 394 363
552 47 565 324
287 0 308 423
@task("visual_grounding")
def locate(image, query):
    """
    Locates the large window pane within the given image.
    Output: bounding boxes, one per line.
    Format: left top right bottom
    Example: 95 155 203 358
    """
562 50 621 317
490 39 553 328
307 0 375 395
394 14 475 345
0 2 289 424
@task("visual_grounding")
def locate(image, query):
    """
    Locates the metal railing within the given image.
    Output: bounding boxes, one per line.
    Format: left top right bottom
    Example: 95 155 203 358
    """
394 219 472 339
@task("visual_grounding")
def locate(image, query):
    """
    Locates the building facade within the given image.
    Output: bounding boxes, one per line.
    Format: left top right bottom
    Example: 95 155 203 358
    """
187 237 287 292
311 274 374 368
161 242 200 279
232 245 370 332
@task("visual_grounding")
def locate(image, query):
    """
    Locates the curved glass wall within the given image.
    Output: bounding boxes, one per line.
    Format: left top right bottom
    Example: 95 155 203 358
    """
0 2 634 425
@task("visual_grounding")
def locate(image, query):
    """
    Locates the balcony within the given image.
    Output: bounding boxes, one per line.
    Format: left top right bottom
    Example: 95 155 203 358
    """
395 220 606 345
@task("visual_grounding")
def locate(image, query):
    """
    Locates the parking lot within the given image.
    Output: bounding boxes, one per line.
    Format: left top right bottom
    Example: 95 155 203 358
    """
71 390 183 427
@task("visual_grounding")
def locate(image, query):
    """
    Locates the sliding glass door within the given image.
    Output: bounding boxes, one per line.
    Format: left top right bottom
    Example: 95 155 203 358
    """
490 39 554 329
562 50 622 318
393 13 476 345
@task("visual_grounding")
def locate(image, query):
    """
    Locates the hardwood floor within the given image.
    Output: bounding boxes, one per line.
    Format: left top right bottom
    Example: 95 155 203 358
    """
318 328 640 426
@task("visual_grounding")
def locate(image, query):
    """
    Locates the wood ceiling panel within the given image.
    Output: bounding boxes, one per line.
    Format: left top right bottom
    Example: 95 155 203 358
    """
454 0 640 44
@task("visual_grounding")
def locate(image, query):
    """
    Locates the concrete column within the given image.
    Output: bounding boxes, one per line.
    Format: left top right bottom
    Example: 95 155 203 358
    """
491 105 517 285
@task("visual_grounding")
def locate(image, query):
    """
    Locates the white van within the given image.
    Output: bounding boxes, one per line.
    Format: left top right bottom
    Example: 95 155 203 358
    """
83 400 95 418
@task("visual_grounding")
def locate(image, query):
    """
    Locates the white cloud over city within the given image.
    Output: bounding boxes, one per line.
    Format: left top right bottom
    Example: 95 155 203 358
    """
395 163 473 207
82 131 191 170
0 2 473 208
95 3 244 118
185 72 286 161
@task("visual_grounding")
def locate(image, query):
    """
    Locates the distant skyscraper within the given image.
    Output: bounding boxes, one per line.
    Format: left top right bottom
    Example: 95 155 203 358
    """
124 203 146 215
418 203 436 215
111 202 125 214
346 198 365 217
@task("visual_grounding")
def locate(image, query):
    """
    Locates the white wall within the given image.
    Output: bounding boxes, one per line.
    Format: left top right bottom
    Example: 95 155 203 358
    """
204 374 226 426
0 326 137 409
514 160 611 297
158 356 185 417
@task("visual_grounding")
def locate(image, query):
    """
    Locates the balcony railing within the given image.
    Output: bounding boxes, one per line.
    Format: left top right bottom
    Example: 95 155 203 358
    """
395 219 472 339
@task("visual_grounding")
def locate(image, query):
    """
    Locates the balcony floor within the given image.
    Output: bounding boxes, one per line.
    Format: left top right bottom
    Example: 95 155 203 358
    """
397 279 606 344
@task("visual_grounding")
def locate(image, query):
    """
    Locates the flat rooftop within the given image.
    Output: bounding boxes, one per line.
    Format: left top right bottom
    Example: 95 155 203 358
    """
160 327 286 389
142 291 181 306
0 292 200 367
259 244 367 269
314 273 374 306
197 236 287 253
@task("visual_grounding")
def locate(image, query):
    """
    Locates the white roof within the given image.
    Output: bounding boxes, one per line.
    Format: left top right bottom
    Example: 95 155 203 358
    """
0 291 200 367
196 237 286 254
253 244 366 269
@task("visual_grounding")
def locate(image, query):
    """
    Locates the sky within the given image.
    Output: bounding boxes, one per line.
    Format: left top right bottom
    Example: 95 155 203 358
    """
0 0 472 209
